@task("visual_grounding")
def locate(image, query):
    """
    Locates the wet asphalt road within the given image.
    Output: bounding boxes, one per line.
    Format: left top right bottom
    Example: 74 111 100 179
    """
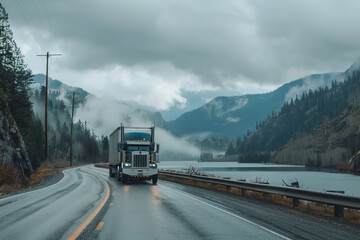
0 166 107 240
0 165 359 240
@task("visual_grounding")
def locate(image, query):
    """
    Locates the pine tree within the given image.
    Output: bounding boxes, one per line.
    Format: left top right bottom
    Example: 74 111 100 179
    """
101 136 109 162
0 3 38 170
0 4 33 131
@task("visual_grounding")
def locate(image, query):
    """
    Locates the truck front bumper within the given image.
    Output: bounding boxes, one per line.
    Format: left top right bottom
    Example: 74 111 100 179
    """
123 168 158 177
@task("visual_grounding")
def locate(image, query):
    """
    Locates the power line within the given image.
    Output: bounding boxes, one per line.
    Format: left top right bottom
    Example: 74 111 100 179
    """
0 2 15 20
11 0 30 26
30 0 46 30
40 0 53 30
12 0 42 53
13 0 34 27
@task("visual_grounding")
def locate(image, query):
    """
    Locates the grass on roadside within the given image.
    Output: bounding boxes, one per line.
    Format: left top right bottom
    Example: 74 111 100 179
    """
0 161 88 196
0 163 22 195
0 165 59 195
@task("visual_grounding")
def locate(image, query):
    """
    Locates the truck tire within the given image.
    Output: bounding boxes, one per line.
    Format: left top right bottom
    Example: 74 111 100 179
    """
109 166 115 178
121 173 127 184
152 174 158 185
115 167 121 181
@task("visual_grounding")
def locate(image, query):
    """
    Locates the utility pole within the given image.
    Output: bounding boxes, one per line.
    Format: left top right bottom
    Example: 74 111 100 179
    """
92 130 95 163
37 52 61 162
84 121 87 162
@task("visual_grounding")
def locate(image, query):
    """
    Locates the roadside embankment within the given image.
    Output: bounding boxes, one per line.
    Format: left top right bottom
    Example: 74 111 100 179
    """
0 163 87 197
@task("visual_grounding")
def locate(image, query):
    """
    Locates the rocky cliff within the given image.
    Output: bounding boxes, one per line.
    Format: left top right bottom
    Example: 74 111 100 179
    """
0 99 33 185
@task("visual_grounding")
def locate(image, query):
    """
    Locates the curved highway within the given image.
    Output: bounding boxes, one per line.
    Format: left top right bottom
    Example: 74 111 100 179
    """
0 167 107 240
0 165 359 240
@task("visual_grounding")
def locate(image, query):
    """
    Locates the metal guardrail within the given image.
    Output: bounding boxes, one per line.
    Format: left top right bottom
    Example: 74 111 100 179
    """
159 170 360 217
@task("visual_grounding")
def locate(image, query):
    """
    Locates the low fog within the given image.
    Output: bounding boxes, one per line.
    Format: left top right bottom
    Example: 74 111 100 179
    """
284 73 345 103
74 96 201 160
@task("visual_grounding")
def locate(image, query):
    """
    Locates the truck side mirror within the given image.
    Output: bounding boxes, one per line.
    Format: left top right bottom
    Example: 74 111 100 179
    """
150 142 155 151
156 144 160 153
118 142 125 151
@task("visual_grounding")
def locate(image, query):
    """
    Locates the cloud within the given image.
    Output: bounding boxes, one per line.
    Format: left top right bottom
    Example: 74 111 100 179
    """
4 0 360 111
203 97 248 118
253 0 360 76
54 63 202 111
226 117 240 123
284 73 345 102
156 128 200 157
74 96 200 157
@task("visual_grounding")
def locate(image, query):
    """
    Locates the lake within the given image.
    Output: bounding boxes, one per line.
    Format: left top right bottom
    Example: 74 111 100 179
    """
158 161 360 197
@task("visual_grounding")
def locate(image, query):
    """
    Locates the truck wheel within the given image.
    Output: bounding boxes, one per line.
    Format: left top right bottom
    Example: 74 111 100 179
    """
152 175 158 185
109 166 114 178
121 174 127 184
115 168 121 181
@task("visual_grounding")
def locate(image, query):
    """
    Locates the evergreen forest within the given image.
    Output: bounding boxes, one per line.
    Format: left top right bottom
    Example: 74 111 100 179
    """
0 3 108 172
228 70 360 164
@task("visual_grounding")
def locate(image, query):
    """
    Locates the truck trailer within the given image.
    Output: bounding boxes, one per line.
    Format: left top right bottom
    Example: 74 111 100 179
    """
108 125 159 184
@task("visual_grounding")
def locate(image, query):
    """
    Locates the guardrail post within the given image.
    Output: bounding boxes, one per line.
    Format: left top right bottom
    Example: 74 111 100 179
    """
292 198 300 207
263 193 269 199
334 205 344 217
241 189 246 196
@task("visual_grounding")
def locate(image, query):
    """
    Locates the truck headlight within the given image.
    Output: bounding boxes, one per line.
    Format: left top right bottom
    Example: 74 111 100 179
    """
124 163 131 167
149 163 157 168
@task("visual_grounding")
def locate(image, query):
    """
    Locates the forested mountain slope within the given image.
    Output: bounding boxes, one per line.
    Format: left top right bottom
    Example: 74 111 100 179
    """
227 63 360 169
167 72 344 139
272 105 360 167
0 3 34 185
32 74 91 101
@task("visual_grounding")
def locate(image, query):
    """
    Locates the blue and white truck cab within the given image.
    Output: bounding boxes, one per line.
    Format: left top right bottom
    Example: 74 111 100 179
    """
108 125 159 184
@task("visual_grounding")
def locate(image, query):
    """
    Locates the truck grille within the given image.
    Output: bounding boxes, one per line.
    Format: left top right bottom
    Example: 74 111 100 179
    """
133 155 148 168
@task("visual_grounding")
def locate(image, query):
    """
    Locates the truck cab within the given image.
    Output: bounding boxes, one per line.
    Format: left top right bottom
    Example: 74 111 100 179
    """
109 126 159 184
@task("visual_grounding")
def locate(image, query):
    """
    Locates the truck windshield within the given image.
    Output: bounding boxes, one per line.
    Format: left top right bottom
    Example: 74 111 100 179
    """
127 145 150 151
124 132 151 142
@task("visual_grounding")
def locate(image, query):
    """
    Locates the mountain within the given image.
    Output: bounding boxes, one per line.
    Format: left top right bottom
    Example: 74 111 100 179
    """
30 74 167 130
159 89 242 121
228 62 360 169
31 74 91 101
167 72 344 139
272 106 360 167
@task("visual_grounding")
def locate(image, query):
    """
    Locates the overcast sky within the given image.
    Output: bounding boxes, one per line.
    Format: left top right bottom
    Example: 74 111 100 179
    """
3 0 360 112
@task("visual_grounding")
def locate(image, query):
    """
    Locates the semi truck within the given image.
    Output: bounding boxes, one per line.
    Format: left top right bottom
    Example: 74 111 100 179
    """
108 125 159 184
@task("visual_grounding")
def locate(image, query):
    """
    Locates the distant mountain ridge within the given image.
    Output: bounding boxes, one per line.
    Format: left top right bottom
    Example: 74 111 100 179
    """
167 72 344 139
31 74 91 101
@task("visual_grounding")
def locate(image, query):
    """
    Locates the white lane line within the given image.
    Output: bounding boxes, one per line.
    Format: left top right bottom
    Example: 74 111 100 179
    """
162 185 292 240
